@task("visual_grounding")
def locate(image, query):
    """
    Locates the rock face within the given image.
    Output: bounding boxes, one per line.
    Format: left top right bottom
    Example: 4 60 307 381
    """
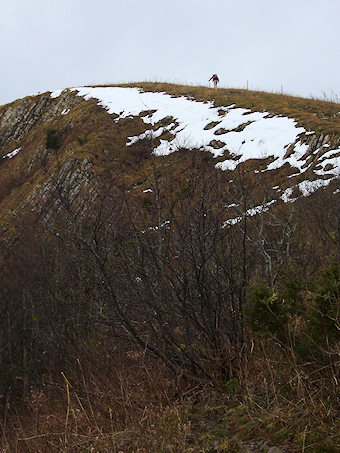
27 157 94 221
0 91 81 153
0 90 95 228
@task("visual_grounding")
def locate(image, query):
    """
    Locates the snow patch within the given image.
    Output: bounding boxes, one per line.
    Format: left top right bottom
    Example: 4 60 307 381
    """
281 178 335 202
2 147 21 159
51 86 338 180
298 178 334 196
281 187 295 203
224 200 276 226
72 86 306 164
50 89 64 99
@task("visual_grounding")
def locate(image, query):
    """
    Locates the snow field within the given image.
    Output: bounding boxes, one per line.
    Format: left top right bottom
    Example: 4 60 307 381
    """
50 86 340 177
48 87 339 222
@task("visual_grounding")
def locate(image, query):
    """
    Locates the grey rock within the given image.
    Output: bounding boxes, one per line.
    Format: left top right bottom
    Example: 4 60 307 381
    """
0 90 82 152
267 447 284 453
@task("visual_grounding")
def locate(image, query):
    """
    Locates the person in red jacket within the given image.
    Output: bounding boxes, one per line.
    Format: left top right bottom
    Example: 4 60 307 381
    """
209 74 219 89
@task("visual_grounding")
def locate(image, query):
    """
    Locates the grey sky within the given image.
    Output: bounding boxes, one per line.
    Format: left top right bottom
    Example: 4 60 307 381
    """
1 0 340 106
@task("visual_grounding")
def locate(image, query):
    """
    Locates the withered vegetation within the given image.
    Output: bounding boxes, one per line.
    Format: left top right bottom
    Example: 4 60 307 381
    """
0 84 339 452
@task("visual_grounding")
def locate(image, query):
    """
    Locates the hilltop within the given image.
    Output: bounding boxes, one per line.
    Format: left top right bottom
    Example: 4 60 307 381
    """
0 84 339 452
0 83 339 229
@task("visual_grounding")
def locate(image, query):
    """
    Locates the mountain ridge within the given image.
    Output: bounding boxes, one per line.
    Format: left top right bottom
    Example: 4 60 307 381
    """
0 83 339 231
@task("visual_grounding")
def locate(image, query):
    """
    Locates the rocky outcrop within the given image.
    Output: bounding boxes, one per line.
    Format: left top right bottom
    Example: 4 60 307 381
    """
27 157 95 223
0 90 82 153
285 132 340 174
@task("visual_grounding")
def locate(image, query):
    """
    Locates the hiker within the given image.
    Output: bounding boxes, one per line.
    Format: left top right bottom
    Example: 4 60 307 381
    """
209 74 219 89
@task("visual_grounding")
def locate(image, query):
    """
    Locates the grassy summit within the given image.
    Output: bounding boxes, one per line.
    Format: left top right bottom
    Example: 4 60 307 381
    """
113 82 340 135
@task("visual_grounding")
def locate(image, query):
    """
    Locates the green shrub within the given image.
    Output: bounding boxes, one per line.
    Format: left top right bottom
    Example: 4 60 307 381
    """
305 263 339 347
245 282 287 336
281 271 304 315
46 128 61 149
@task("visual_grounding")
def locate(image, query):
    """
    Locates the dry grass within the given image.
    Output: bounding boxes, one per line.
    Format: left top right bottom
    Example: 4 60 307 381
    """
1 343 338 453
1 354 179 452
93 82 340 135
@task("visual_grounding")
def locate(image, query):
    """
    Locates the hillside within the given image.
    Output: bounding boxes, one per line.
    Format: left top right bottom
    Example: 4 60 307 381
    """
0 84 339 452
0 83 339 228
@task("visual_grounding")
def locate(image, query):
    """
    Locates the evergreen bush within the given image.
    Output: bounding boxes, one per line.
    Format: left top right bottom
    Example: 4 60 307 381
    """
46 128 61 149
245 282 287 336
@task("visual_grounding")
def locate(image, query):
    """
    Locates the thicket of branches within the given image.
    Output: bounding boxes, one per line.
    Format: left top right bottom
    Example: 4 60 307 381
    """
0 151 339 407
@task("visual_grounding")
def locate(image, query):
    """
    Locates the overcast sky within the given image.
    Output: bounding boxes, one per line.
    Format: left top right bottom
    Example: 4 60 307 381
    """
1 0 340 106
